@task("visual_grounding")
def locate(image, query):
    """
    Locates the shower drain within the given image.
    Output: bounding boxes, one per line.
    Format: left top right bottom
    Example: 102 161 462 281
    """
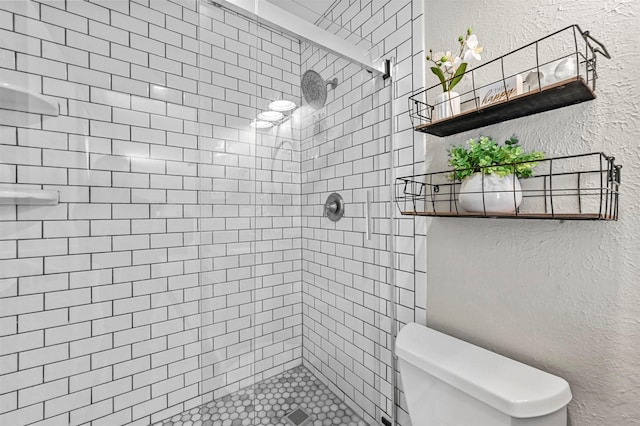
283 407 312 426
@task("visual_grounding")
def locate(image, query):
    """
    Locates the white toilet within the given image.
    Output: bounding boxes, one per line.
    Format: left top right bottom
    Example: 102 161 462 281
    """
396 323 572 426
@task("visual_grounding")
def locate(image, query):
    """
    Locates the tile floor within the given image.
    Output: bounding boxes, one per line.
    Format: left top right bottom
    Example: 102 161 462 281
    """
157 365 368 426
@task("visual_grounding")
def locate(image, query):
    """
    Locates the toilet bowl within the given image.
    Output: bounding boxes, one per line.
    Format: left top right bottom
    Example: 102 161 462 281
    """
395 323 572 426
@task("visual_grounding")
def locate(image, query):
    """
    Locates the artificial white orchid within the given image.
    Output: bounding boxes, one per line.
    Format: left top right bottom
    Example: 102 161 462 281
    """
442 52 462 73
463 34 483 62
426 29 483 92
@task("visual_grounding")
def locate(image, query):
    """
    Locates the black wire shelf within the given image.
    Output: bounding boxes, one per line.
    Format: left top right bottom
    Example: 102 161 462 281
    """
410 25 610 137
395 152 621 221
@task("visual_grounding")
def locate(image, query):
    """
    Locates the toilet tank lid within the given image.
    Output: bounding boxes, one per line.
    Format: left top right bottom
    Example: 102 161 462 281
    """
395 323 572 418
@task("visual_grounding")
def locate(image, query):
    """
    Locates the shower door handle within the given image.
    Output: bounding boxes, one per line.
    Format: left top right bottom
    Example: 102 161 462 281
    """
365 190 372 240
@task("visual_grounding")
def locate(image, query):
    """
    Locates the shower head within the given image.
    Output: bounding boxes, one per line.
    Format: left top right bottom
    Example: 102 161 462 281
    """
301 70 338 110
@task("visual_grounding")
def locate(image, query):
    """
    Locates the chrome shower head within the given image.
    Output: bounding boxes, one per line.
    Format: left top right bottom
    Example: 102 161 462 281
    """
301 70 338 110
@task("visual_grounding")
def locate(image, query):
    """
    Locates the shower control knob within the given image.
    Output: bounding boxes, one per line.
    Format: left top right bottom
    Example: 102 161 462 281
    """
324 193 345 222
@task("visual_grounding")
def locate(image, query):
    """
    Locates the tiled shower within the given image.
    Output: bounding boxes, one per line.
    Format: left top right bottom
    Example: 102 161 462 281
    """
0 1 425 425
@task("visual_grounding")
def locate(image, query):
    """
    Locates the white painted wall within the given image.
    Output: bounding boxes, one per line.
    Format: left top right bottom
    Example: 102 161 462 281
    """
423 1 640 425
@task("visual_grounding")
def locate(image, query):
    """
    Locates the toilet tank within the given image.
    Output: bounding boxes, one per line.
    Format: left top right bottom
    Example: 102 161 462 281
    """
396 323 572 426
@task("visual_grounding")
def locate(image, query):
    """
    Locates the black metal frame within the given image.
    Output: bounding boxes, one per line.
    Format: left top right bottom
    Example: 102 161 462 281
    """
409 25 611 135
395 152 621 220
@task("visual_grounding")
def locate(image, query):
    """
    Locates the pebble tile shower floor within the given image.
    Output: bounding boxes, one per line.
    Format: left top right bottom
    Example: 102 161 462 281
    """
157 365 368 426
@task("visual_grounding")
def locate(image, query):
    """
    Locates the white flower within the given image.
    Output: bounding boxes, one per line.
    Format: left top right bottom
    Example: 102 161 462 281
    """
463 34 483 62
441 52 462 74
442 51 460 67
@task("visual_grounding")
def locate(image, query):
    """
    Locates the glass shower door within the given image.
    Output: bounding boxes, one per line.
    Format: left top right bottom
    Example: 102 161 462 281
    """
195 0 396 425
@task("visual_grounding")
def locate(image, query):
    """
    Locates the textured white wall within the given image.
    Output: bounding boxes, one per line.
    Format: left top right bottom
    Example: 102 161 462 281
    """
424 1 640 425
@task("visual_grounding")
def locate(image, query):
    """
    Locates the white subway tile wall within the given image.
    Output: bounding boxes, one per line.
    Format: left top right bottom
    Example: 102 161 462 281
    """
299 1 423 425
196 2 303 409
0 0 301 424
0 0 424 425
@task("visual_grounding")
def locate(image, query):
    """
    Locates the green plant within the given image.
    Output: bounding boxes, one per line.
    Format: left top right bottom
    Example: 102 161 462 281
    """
448 136 545 181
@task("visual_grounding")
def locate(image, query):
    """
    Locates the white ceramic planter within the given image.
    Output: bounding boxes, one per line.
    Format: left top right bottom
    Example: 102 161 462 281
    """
434 91 460 120
459 173 523 214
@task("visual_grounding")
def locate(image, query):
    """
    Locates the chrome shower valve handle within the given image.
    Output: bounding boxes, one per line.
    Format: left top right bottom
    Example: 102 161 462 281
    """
324 193 345 221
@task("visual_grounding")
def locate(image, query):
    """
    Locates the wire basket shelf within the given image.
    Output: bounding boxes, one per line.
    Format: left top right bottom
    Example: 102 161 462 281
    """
409 25 611 137
395 152 621 220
